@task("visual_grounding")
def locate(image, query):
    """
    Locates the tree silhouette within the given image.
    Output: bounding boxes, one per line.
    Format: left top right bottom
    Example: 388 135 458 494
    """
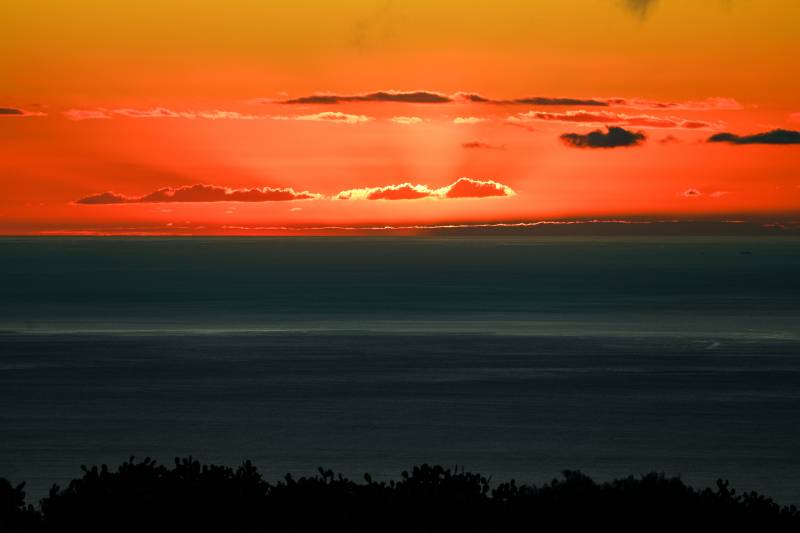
1 458 798 532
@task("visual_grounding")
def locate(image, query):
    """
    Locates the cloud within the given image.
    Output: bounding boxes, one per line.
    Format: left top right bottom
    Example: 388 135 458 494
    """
63 108 263 120
660 135 681 144
507 97 608 106
453 116 488 124
607 97 743 111
280 90 623 108
707 129 800 145
76 184 321 204
454 93 608 106
114 107 189 118
293 111 372 124
0 107 46 117
681 189 729 198
282 91 452 104
75 192 130 204
441 177 516 198
560 126 647 149
390 116 424 125
462 141 504 150
337 183 433 200
275 90 741 111
510 110 716 129
193 110 261 120
335 177 515 200
63 107 365 123
63 109 113 121
453 92 492 103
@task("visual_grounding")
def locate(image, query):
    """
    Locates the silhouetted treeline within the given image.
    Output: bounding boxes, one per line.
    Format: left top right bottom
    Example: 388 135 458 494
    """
2 457 799 532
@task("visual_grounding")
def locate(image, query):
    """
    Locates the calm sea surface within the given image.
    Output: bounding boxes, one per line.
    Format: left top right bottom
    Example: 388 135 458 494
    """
1 237 799 503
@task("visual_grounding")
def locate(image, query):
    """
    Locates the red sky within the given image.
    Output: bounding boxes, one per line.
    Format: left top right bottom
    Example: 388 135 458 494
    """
1 0 799 235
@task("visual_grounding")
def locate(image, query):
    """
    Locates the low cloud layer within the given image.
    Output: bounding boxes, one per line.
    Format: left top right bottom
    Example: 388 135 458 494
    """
282 91 611 107
511 110 715 129
560 126 647 148
707 129 800 145
76 184 321 204
335 177 515 200
77 179 515 205
276 91 740 111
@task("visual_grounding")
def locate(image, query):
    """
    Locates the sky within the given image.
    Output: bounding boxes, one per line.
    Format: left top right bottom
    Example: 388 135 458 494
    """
1 0 799 235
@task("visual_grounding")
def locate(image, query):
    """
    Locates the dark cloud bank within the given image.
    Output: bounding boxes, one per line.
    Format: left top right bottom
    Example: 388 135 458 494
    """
283 91 451 104
560 126 647 148
708 129 800 145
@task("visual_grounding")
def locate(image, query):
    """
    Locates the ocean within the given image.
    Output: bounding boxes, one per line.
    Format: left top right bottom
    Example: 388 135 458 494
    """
1 237 799 503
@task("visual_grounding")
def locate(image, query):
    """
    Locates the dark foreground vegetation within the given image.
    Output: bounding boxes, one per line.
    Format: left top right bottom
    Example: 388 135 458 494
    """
2 458 799 532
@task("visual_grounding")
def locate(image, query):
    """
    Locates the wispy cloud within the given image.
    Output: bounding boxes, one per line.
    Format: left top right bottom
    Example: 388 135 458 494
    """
113 107 189 118
64 108 263 121
462 141 504 150
453 116 489 124
62 109 113 121
607 97 743 111
390 116 425 125
682 189 731 198
63 107 370 124
293 111 373 124
510 110 717 129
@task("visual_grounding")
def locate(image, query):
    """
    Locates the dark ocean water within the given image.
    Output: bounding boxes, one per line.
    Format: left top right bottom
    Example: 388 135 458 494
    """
1 237 799 503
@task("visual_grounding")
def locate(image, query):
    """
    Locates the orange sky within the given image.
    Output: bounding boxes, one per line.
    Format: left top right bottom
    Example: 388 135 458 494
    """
1 0 799 235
